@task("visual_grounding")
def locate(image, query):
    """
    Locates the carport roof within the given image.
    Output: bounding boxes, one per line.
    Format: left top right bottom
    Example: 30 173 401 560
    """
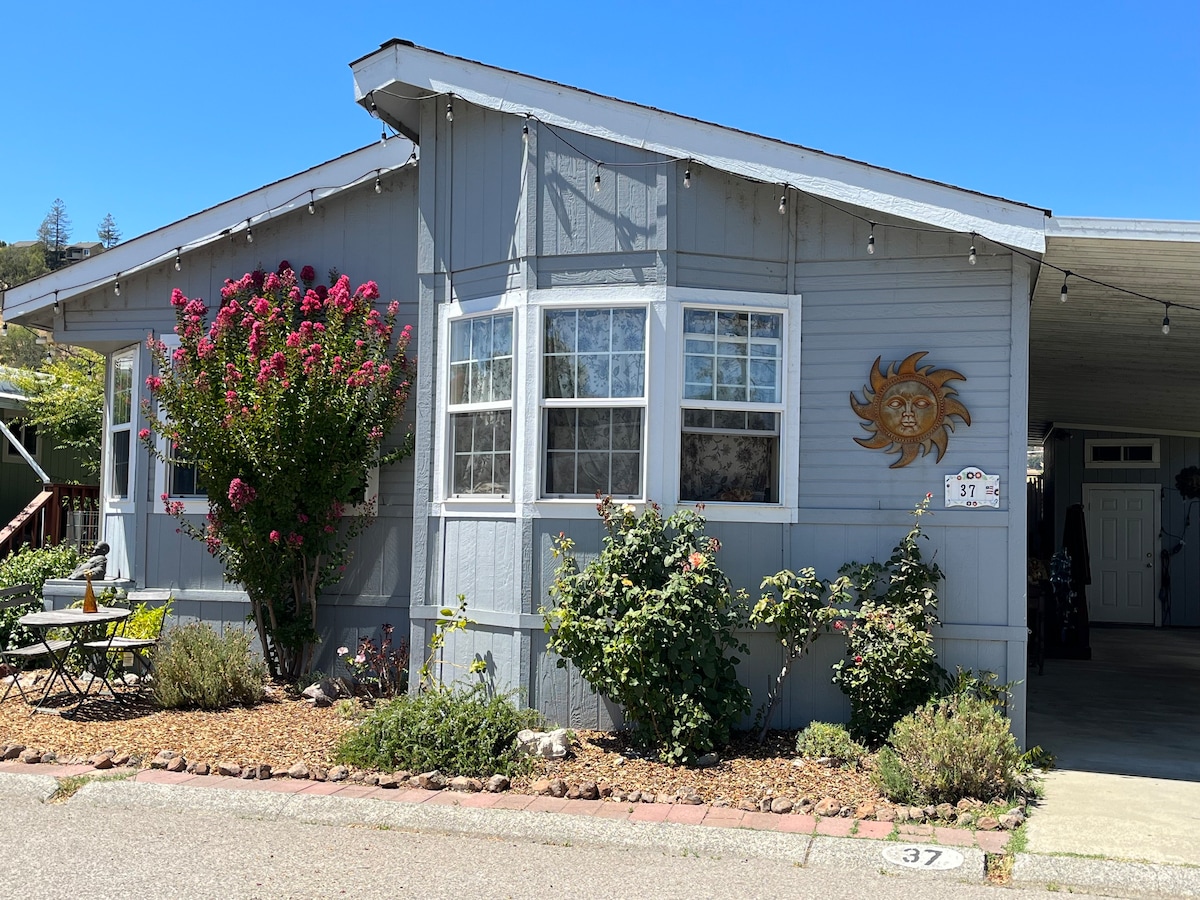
1030 218 1200 441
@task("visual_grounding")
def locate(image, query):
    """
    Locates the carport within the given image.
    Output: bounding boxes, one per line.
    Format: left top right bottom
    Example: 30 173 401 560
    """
1026 217 1200 776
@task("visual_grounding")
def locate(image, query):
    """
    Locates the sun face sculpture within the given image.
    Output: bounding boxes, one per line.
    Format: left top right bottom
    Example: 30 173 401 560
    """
850 352 971 469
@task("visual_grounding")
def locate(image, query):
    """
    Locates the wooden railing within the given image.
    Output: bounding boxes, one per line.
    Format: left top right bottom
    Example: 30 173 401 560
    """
0 483 101 560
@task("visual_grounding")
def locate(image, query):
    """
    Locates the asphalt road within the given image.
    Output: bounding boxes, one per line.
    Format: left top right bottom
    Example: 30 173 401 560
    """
0 790 1101 900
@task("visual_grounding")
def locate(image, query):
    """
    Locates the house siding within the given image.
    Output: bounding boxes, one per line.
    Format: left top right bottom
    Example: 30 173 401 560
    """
412 108 1030 739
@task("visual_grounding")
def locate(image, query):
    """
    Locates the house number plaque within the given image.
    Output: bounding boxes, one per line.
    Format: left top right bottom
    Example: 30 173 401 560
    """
945 467 1000 508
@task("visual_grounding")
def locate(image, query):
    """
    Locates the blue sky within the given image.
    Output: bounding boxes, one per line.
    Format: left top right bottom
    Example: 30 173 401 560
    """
1 0 1196 245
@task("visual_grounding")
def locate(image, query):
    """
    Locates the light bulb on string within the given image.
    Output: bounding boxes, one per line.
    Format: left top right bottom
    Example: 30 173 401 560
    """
968 233 977 265
53 291 60 313
308 191 315 215
375 170 382 194
445 101 454 123
1163 305 1171 335
683 164 691 189
368 93 378 116
1060 271 1070 303
867 223 876 255
380 125 387 145
594 166 602 193
174 249 182 272
778 193 787 216
113 277 120 297
522 121 529 142
245 220 253 243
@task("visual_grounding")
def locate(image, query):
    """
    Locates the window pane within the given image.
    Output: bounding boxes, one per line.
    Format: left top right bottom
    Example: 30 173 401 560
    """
450 319 472 362
492 315 513 356
717 310 748 337
112 355 133 426
471 317 493 360
684 308 715 335
170 462 199 496
449 362 470 405
683 308 781 404
112 431 130 499
680 432 777 503
751 313 782 339
450 410 511 495
542 408 642 497
543 308 645 399
449 314 513 405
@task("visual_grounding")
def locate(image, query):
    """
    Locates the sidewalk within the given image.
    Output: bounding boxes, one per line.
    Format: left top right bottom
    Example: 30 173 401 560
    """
4 761 1200 896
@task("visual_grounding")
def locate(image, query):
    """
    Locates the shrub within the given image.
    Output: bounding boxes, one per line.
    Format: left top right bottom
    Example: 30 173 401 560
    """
875 694 1024 804
544 498 751 764
335 684 542 777
152 623 266 710
873 746 916 803
0 543 81 650
795 721 866 768
832 495 945 743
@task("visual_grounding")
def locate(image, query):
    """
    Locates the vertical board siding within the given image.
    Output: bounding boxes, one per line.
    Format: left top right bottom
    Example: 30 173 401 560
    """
450 106 525 273
1050 428 1200 625
441 518 519 614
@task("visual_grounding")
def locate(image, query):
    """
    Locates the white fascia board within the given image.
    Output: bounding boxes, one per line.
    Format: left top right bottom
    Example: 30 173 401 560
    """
353 43 1048 253
1048 216 1200 243
3 141 413 322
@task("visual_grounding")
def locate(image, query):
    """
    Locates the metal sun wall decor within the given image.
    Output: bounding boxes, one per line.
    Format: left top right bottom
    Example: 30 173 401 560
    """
850 351 971 469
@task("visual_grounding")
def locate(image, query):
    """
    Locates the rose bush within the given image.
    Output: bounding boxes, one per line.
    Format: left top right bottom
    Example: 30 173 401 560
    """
141 261 415 678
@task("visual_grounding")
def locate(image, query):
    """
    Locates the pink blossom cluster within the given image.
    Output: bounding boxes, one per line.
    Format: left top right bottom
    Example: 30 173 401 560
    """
227 477 257 511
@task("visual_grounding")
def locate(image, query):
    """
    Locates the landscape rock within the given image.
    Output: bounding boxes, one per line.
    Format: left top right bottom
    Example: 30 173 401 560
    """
680 789 703 805
111 752 131 767
3 745 24 760
377 774 398 789
150 751 175 769
90 753 114 770
301 681 334 707
449 776 481 793
328 765 349 782
165 756 187 773
770 797 794 815
855 802 876 820
695 753 720 768
597 782 612 798
394 770 412 783
625 790 641 803
737 798 758 812
874 806 896 822
188 762 210 776
566 785 581 800
516 728 572 760
240 766 257 779
814 797 840 817
362 773 379 786
976 816 1000 831
936 803 955 820
417 770 447 791
20 749 40 764
531 779 553 795
712 799 731 808
547 778 568 798
311 766 327 782
642 793 656 804
39 751 56 764
1000 813 1025 830
287 762 311 780
578 781 600 801
485 774 511 793
217 761 242 777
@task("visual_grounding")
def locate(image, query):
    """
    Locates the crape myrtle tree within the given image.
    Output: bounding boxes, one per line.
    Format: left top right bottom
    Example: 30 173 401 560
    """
141 262 415 679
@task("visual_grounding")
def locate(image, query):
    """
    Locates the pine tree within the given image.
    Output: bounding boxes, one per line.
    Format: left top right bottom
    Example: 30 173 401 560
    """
36 199 72 269
97 212 122 248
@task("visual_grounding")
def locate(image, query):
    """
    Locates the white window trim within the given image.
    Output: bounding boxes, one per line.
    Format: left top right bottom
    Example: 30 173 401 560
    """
104 346 138 512
1084 438 1161 469
537 298 651 504
435 295 521 513
664 289 801 524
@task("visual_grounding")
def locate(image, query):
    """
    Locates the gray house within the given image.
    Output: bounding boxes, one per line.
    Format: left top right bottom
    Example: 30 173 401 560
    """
4 41 1196 744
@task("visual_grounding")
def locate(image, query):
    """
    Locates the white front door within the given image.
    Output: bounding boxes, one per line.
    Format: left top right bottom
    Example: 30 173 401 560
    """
1083 485 1159 625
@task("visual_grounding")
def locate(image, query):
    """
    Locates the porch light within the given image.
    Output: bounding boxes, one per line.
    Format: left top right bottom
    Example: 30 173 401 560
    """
380 125 387 145
375 170 382 194
174 249 182 272
778 192 787 215
522 121 529 142
113 277 120 297
53 291 60 313
446 101 454 123
968 233 977 265
867 224 876 254
308 191 315 215
368 92 378 116
245 220 253 243
594 169 602 193
683 166 691 189
1060 271 1070 303
1163 305 1171 335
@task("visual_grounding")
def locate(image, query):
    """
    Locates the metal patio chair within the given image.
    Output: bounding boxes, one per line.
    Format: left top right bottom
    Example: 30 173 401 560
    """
82 589 172 693
0 584 72 706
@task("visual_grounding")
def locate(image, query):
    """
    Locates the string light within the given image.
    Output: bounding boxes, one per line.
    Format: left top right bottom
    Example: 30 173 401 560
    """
368 93 378 116
380 124 387 145
445 101 454 123
1060 271 1070 303
968 233 977 265
53 291 60 313
594 164 602 193
1163 304 1171 335
375 170 382 194
683 164 691 189
174 249 182 272
308 191 315 215
245 220 253 243
778 191 787 216
522 121 529 142
113 277 120 297
867 223 875 255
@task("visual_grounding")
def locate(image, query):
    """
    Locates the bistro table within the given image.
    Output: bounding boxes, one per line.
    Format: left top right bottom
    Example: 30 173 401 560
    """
17 606 131 712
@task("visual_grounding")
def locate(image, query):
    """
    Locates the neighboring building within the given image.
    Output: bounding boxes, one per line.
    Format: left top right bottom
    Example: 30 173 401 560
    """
64 242 104 263
3 41 1197 744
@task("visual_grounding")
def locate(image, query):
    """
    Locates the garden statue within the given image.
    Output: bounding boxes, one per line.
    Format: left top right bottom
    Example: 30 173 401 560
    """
68 542 109 580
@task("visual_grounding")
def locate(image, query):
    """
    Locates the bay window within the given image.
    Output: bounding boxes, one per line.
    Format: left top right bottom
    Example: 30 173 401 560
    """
447 312 513 496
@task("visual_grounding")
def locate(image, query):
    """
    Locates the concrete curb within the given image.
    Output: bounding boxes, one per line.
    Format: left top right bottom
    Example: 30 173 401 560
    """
1012 852 1200 898
0 772 58 803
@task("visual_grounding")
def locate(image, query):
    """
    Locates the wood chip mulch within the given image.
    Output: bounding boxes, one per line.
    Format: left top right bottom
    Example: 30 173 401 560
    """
1 686 882 809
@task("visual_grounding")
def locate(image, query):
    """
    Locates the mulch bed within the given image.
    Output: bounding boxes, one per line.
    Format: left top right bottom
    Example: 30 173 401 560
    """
0 681 880 808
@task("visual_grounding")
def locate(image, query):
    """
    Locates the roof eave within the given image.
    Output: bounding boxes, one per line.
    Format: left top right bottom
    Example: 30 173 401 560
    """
353 40 1049 253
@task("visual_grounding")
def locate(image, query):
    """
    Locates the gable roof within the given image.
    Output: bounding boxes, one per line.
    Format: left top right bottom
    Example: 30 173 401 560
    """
351 39 1050 253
